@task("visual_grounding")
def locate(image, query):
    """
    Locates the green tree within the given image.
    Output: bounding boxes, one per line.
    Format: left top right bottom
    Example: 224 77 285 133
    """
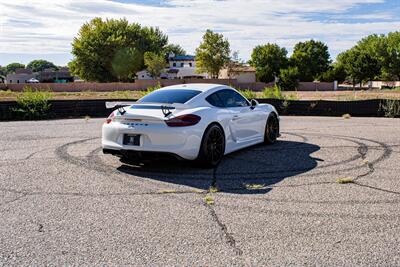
0 66 6 76
382 31 400 80
249 43 288 83
27 60 57 72
70 18 168 82
290 40 331 81
195 29 230 78
164 44 186 57
337 47 378 87
278 66 300 90
319 63 347 83
5 63 25 74
144 52 166 78
111 47 143 81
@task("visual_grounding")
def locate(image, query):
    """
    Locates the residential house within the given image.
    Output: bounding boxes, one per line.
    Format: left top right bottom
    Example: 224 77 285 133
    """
136 53 208 80
136 70 153 80
38 67 73 83
167 54 208 79
219 65 256 83
5 68 35 84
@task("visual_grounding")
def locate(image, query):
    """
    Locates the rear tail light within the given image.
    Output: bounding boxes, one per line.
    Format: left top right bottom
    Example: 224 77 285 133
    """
105 111 115 124
165 114 201 127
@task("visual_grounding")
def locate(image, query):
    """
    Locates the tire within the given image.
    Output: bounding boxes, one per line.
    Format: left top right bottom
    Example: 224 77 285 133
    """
264 113 279 144
196 124 225 168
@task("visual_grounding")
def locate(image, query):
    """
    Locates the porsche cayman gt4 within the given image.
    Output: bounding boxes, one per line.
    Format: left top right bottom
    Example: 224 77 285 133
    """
102 83 280 167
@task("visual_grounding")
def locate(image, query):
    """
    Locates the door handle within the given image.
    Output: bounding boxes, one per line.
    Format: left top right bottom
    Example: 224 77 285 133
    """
232 115 239 121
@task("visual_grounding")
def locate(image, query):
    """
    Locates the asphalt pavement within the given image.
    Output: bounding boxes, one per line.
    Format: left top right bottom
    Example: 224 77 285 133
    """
0 116 400 266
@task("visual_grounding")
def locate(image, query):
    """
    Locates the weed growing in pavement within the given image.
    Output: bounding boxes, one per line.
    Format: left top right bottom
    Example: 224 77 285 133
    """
336 177 354 184
209 186 219 193
204 194 215 205
342 113 351 119
362 159 369 165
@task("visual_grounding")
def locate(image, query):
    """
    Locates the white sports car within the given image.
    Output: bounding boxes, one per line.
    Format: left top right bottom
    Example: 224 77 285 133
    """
102 83 279 167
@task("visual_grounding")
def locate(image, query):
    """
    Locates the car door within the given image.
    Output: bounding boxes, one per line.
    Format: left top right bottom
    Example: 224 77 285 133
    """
216 89 263 142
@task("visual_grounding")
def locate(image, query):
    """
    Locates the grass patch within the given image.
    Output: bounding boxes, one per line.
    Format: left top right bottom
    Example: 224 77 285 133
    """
244 183 266 190
109 90 137 99
342 113 351 119
336 177 354 184
204 194 215 205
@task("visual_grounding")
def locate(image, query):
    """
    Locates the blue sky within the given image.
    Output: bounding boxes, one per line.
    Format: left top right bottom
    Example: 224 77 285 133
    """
0 0 399 66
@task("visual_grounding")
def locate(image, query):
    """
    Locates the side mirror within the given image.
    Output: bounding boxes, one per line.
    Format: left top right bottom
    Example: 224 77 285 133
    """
250 99 259 110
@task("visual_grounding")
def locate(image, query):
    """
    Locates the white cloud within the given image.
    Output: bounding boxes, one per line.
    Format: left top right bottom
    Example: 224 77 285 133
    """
0 0 398 64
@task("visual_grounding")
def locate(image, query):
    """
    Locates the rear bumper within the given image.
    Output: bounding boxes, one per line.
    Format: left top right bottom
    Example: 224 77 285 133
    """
103 148 184 161
102 121 204 160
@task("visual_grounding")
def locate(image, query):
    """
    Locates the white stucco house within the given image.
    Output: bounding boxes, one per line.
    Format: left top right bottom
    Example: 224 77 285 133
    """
219 65 256 83
136 70 153 80
136 53 208 80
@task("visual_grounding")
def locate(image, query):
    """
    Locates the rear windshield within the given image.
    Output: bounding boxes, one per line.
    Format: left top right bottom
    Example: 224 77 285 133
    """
138 89 201 104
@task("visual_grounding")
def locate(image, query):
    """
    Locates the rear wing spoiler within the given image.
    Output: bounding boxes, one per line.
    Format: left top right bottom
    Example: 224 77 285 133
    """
105 101 189 109
105 101 190 117
105 101 136 109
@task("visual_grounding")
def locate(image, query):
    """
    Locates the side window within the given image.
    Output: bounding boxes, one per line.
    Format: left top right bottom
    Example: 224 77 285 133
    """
206 93 225 108
216 89 249 107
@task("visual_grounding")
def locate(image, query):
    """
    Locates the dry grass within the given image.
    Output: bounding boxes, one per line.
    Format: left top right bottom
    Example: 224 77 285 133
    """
336 177 354 184
2 89 400 102
244 183 266 190
0 90 143 101
342 114 351 119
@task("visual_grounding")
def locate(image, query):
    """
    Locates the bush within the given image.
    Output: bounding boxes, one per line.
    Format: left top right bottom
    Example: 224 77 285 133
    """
380 100 400 118
11 87 52 119
238 89 257 99
262 85 284 99
278 66 299 90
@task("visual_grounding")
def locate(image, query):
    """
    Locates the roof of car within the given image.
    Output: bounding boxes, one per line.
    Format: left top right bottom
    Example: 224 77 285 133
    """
160 83 228 92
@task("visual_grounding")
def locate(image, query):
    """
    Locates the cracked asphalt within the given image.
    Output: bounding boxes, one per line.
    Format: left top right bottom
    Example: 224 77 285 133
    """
0 116 400 266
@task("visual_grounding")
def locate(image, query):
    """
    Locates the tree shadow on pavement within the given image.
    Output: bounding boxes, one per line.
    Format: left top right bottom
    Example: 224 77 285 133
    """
116 140 321 194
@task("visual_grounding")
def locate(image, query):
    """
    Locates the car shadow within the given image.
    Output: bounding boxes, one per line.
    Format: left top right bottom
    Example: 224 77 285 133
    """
116 140 321 194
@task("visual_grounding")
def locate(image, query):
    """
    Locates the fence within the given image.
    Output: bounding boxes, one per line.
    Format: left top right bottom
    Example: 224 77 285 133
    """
2 80 334 92
1 98 397 121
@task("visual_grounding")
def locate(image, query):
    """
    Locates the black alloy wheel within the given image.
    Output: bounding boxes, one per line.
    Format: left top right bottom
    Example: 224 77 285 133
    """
197 124 225 168
264 114 279 144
